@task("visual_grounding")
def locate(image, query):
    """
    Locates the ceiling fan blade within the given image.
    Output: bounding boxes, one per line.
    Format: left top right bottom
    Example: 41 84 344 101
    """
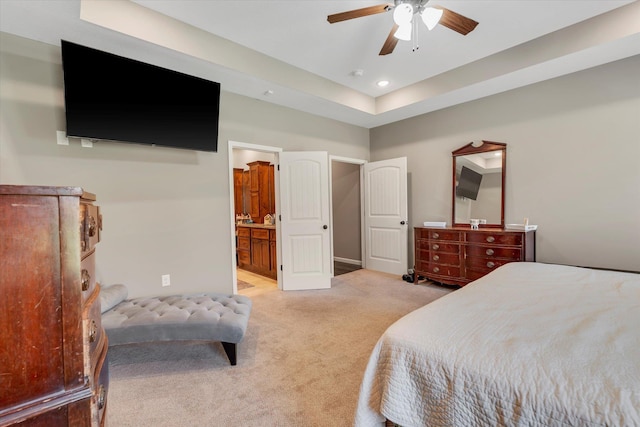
379 24 399 56
436 7 479 35
327 4 392 24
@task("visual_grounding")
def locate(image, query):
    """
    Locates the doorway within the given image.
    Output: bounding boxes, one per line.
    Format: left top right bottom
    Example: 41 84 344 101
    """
228 141 282 294
330 156 366 276
229 142 407 292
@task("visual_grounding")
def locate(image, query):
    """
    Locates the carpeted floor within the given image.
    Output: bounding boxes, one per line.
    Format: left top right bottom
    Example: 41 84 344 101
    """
105 269 453 426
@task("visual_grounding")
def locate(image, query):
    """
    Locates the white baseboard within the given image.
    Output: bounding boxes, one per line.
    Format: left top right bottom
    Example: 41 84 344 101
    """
334 257 362 266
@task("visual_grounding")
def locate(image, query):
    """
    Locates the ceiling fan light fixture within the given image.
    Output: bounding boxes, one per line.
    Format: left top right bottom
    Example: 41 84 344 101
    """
421 7 443 31
394 23 412 41
393 3 413 26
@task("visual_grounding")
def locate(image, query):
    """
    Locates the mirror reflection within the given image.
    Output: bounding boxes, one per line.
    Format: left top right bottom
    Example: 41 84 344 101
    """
452 141 506 228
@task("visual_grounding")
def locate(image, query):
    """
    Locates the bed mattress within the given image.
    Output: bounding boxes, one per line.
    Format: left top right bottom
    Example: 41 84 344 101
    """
355 262 640 426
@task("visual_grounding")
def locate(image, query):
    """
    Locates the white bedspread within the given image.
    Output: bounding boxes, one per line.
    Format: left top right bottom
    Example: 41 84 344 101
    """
355 262 640 427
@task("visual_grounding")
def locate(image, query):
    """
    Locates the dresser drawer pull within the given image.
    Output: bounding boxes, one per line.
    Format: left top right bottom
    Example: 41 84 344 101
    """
81 269 91 291
432 244 439 250
486 236 496 243
433 233 440 239
89 320 97 343
432 255 440 261
433 267 440 273
97 384 106 410
486 249 495 256
487 261 496 268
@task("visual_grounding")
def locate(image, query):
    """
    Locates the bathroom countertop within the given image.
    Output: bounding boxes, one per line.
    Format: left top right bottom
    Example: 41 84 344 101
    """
237 223 276 229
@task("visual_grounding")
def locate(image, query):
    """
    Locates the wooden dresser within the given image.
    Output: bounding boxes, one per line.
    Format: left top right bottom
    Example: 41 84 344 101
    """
414 227 536 286
0 185 108 426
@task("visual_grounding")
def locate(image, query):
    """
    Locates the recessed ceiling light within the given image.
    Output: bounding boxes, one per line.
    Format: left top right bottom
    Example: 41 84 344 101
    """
377 80 390 87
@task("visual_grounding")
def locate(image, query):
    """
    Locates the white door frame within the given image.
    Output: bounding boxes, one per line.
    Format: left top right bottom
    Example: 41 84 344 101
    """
228 140 283 293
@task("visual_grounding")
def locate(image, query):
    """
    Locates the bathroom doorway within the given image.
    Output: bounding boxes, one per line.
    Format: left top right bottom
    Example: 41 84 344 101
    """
229 141 281 294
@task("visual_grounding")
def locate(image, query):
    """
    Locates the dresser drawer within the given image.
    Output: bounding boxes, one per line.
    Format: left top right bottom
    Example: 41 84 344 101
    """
237 236 251 250
427 241 460 254
251 228 270 240
84 288 103 366
237 249 251 265
81 204 100 255
92 340 109 426
423 263 461 278
466 262 517 281
466 245 522 260
466 257 513 271
466 231 522 246
80 251 97 301
428 252 460 265
237 227 250 238
269 229 276 241
428 230 460 241
415 228 461 241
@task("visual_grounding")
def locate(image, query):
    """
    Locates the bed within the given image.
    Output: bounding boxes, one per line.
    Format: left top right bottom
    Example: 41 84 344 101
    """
355 262 640 427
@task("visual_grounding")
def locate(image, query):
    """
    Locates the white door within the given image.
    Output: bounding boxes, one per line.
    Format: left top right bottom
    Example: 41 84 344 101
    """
364 157 408 275
279 152 332 290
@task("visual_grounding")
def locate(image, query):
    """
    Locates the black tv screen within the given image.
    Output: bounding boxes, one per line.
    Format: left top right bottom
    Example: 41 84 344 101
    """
456 166 483 200
61 40 220 152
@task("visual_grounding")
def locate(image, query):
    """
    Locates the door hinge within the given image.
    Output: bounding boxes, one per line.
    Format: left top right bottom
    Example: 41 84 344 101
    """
277 164 280 171
280 265 283 271
279 214 282 221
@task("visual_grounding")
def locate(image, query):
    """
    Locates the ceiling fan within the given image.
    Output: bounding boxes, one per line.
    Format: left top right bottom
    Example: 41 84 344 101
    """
327 0 479 55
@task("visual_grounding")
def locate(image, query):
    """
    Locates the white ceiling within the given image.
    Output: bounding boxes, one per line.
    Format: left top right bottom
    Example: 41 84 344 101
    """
1 0 639 128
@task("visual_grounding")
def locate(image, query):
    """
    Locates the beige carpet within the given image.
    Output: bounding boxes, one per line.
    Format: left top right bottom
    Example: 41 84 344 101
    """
105 269 453 426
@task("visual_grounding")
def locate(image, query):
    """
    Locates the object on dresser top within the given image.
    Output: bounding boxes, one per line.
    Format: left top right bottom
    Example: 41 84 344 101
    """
423 221 447 228
505 224 538 231
100 285 252 366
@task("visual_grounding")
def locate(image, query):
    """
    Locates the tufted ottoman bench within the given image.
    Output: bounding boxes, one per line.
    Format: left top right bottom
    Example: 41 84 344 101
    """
100 285 252 365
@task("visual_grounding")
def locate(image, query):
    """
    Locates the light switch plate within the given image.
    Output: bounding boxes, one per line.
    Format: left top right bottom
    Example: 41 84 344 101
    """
56 130 69 145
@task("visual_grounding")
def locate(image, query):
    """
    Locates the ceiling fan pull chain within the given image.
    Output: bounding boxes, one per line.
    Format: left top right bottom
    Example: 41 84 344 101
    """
413 16 419 51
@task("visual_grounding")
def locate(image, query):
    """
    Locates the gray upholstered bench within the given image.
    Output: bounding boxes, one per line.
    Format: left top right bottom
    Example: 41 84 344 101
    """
100 285 252 365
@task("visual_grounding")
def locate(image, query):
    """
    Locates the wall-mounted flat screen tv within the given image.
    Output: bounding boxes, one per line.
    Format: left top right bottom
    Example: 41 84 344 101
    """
61 40 220 152
456 165 483 200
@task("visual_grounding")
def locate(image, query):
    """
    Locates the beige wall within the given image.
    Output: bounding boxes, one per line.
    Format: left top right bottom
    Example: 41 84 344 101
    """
371 56 640 272
0 33 369 298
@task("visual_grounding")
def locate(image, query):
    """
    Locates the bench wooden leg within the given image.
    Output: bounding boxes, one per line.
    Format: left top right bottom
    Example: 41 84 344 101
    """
221 342 237 365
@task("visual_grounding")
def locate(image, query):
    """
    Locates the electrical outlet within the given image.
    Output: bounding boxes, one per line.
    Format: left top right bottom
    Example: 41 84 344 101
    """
162 274 171 287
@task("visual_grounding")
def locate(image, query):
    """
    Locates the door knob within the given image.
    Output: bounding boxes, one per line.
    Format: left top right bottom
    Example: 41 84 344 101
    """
323 225 328 229
400 221 406 225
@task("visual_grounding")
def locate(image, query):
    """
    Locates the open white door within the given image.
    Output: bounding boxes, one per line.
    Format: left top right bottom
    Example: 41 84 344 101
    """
279 152 332 290
364 157 408 275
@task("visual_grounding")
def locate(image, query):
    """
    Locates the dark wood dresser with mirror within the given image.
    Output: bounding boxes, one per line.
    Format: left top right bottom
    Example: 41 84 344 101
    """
415 141 536 286
0 185 108 426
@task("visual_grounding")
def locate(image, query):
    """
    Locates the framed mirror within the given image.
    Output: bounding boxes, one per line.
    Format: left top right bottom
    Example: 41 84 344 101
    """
452 140 506 228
